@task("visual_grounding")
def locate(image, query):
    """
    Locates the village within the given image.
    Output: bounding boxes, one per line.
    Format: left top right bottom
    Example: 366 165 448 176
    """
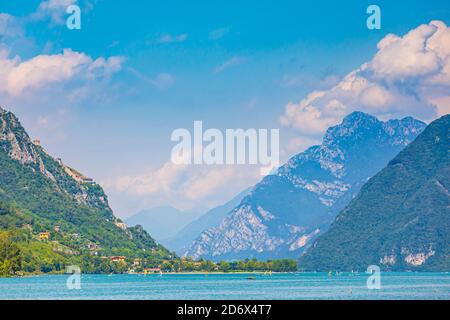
33 224 296 275
34 224 166 274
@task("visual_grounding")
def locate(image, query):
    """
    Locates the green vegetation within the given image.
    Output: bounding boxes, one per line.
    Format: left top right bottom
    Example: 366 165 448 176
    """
299 115 450 272
0 150 165 256
156 258 297 273
0 146 297 276
0 108 174 275
0 226 297 276
0 108 298 277
0 231 22 276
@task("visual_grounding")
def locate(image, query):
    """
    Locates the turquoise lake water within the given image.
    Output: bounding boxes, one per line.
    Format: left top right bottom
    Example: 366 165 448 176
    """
0 273 449 300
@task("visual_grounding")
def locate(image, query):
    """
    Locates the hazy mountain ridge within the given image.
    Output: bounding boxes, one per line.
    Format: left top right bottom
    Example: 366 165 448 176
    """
164 188 252 253
184 112 426 261
126 206 201 245
298 115 450 271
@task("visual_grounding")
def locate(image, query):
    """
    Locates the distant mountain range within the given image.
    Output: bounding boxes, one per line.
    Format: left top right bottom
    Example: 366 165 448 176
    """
183 112 426 261
0 106 170 260
125 206 201 245
299 115 450 271
4 103 446 272
163 188 251 253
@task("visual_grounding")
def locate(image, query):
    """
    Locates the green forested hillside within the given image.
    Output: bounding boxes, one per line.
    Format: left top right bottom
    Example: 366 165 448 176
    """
299 115 450 271
0 147 169 257
0 106 297 277
0 106 174 275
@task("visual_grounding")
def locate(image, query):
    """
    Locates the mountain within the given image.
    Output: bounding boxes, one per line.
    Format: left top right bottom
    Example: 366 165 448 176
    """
298 115 450 271
163 188 251 253
0 106 171 262
126 206 201 245
183 112 426 261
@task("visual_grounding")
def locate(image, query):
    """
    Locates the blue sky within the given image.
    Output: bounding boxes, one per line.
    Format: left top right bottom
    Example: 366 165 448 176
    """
1 0 450 217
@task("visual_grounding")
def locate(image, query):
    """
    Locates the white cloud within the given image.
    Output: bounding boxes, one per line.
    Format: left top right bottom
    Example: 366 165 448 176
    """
213 56 245 73
104 161 261 211
183 166 242 201
0 48 124 96
284 136 321 156
32 0 78 25
158 33 188 44
31 108 72 143
281 21 450 136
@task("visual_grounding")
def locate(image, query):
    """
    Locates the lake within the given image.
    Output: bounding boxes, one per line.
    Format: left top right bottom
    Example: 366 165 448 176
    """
0 272 449 300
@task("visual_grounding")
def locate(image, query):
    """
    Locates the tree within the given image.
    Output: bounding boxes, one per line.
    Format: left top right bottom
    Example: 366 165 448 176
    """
0 231 22 276
160 261 173 272
201 260 216 272
272 259 297 272
218 261 230 272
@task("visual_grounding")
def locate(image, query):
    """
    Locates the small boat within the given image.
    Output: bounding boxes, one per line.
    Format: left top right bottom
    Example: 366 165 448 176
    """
247 276 257 280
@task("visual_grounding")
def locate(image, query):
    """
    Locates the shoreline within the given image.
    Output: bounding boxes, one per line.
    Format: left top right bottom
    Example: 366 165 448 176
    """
2 270 449 279
0 271 283 279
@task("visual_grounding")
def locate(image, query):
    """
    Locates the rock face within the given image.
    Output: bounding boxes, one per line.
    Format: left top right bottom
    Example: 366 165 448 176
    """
0 106 112 216
298 115 450 271
0 106 166 255
164 188 251 253
183 112 426 261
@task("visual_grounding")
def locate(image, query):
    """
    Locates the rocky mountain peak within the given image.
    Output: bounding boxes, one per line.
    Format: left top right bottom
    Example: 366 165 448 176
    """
322 111 425 151
323 111 379 142
343 111 378 126
298 114 449 271
184 112 427 261
0 105 113 215
383 116 427 146
0 107 41 165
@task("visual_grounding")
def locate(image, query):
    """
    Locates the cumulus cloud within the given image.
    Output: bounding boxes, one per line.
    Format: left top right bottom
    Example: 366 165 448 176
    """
0 48 124 96
281 21 450 136
103 161 261 211
31 0 78 25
